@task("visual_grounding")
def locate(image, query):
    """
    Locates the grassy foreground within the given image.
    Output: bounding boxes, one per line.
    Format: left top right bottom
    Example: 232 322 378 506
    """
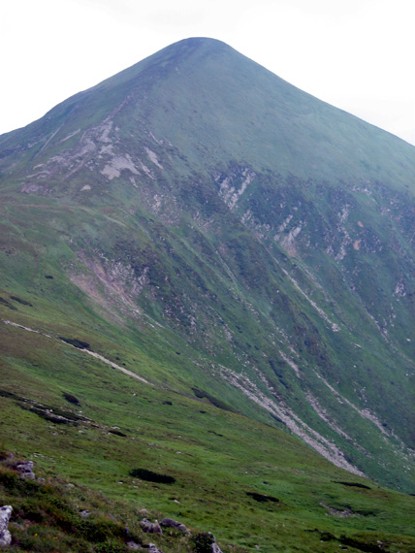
1 304 414 553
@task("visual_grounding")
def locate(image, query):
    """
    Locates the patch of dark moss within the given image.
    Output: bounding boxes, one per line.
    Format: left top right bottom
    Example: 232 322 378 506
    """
335 481 371 490
129 468 176 484
0 389 23 401
108 429 127 438
63 392 81 405
192 387 233 411
246 491 280 503
10 295 33 306
192 532 217 553
60 337 91 350
0 297 17 310
339 535 386 552
320 532 337 542
307 529 337 542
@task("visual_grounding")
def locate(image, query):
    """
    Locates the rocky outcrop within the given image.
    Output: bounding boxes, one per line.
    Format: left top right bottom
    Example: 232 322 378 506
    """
0 506 13 547
147 544 164 553
140 519 162 534
160 517 189 534
15 460 35 480
127 542 164 553
126 541 141 550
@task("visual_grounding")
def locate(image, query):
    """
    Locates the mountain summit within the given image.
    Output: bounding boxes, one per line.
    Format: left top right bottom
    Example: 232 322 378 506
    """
2 37 414 189
1 39 415 545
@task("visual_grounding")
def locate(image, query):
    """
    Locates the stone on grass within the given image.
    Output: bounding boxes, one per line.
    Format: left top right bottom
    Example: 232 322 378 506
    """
160 517 189 534
140 519 162 534
0 506 13 547
147 544 164 553
15 460 35 480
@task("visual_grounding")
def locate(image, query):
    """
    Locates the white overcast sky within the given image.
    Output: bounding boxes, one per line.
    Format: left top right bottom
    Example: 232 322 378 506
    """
1 0 414 145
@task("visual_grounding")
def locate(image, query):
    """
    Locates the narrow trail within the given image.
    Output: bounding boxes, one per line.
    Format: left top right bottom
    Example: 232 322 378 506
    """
2 319 151 386
81 348 150 385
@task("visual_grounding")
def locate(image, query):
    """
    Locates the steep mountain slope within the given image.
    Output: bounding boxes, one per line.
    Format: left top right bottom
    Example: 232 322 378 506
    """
1 324 415 553
0 35 414 518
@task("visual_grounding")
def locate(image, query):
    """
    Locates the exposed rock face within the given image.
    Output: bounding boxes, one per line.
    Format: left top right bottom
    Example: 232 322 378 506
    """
15 460 35 480
160 517 189 533
140 519 162 534
147 544 164 553
126 541 141 550
0 506 13 547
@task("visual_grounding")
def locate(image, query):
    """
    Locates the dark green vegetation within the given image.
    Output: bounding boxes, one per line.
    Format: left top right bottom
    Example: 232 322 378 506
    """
0 38 414 551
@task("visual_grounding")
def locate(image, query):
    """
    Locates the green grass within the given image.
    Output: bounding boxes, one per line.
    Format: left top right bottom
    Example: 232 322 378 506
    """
0 175 414 492
1 312 415 552
0 35 415 553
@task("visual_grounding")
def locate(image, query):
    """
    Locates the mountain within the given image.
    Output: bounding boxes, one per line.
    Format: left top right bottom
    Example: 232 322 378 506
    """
0 38 415 552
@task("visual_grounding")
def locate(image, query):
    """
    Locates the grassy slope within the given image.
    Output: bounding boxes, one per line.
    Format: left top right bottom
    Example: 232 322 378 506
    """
1 186 414 489
0 195 414 551
0 37 415 552
1 308 415 553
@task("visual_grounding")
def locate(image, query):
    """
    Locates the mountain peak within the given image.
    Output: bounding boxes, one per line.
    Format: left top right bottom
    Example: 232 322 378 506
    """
156 36 237 57
167 36 230 49
1 37 414 191
1 38 415 548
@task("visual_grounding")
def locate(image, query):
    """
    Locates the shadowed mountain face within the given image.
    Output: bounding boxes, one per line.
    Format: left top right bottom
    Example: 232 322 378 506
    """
0 37 414 497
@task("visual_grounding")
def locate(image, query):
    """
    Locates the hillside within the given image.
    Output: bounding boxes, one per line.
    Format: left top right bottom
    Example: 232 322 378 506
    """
0 37 414 552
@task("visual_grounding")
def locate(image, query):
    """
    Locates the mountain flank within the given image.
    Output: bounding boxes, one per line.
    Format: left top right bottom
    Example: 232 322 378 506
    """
0 37 415 552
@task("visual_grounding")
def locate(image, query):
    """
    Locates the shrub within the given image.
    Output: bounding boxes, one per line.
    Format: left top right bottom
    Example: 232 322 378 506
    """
129 468 176 484
192 532 216 553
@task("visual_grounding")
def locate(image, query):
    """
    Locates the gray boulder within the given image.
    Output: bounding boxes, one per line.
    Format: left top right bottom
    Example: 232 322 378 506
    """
212 543 223 553
15 460 35 480
147 544 164 553
0 506 13 547
160 517 189 534
140 519 162 534
126 541 141 550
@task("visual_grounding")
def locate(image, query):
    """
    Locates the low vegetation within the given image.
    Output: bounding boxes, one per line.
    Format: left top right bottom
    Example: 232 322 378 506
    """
0 37 415 552
1 317 414 552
